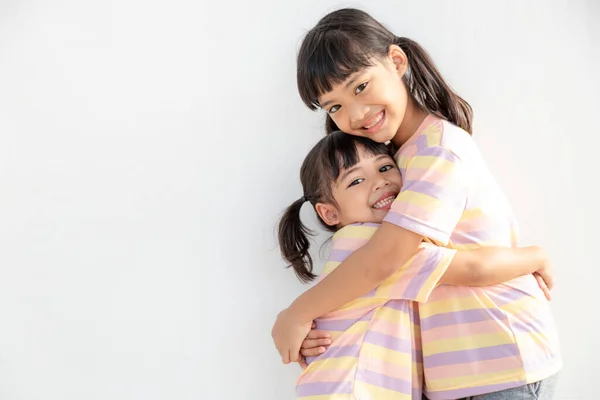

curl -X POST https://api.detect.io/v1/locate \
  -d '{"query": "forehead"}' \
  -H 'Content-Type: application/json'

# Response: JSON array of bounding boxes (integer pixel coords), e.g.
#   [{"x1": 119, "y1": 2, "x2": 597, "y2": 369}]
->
[{"x1": 317, "y1": 66, "x2": 378, "y2": 104}]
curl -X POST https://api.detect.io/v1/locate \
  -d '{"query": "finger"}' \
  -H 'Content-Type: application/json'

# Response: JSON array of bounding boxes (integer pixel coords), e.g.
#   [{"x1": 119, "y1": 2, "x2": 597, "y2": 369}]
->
[
  {"x1": 300, "y1": 346, "x2": 326, "y2": 358},
  {"x1": 534, "y1": 274, "x2": 552, "y2": 301},
  {"x1": 301, "y1": 338, "x2": 332, "y2": 349},
  {"x1": 290, "y1": 345, "x2": 301, "y2": 366},
  {"x1": 282, "y1": 349, "x2": 291, "y2": 364},
  {"x1": 311, "y1": 321, "x2": 316, "y2": 328},
  {"x1": 298, "y1": 360, "x2": 308, "y2": 370},
  {"x1": 306, "y1": 330, "x2": 331, "y2": 339}
]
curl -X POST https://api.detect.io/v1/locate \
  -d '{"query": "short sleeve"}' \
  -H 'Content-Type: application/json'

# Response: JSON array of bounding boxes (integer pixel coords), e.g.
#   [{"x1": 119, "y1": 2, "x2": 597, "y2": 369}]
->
[
  {"x1": 384, "y1": 145, "x2": 468, "y2": 245},
  {"x1": 374, "y1": 243, "x2": 456, "y2": 303}
]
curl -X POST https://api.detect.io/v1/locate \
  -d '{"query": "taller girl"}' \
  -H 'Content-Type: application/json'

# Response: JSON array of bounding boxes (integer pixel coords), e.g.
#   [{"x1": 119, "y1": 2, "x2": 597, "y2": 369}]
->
[{"x1": 272, "y1": 8, "x2": 561, "y2": 400}]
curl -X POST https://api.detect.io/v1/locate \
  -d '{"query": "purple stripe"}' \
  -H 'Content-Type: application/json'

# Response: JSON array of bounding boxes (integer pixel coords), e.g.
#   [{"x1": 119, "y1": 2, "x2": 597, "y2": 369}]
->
[
  {"x1": 328, "y1": 249, "x2": 352, "y2": 262},
  {"x1": 511, "y1": 315, "x2": 550, "y2": 336},
  {"x1": 416, "y1": 144, "x2": 459, "y2": 162},
  {"x1": 424, "y1": 343, "x2": 520, "y2": 367},
  {"x1": 415, "y1": 135, "x2": 431, "y2": 152},
  {"x1": 316, "y1": 310, "x2": 374, "y2": 331},
  {"x1": 402, "y1": 248, "x2": 445, "y2": 300},
  {"x1": 493, "y1": 286, "x2": 532, "y2": 306},
  {"x1": 363, "y1": 330, "x2": 411, "y2": 353},
  {"x1": 420, "y1": 308, "x2": 507, "y2": 330},
  {"x1": 296, "y1": 381, "x2": 353, "y2": 397},
  {"x1": 401, "y1": 180, "x2": 465, "y2": 208},
  {"x1": 356, "y1": 368, "x2": 412, "y2": 394},
  {"x1": 321, "y1": 344, "x2": 362, "y2": 360},
  {"x1": 425, "y1": 380, "x2": 526, "y2": 400},
  {"x1": 381, "y1": 300, "x2": 410, "y2": 313}
]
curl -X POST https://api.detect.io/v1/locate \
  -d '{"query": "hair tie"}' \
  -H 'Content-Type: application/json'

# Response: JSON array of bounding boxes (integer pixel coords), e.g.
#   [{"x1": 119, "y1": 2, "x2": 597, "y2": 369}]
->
[{"x1": 301, "y1": 195, "x2": 308, "y2": 203}]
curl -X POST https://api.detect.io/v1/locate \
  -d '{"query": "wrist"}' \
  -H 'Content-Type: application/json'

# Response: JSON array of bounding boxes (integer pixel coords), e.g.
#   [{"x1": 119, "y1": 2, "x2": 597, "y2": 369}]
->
[{"x1": 287, "y1": 301, "x2": 312, "y2": 324}]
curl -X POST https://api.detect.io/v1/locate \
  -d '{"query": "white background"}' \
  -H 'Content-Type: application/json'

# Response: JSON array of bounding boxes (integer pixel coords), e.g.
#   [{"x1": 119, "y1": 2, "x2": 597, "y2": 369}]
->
[{"x1": 0, "y1": 0, "x2": 598, "y2": 399}]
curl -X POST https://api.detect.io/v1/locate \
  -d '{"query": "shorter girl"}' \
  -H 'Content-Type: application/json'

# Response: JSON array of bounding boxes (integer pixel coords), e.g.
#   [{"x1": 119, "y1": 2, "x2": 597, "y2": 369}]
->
[{"x1": 278, "y1": 131, "x2": 550, "y2": 399}]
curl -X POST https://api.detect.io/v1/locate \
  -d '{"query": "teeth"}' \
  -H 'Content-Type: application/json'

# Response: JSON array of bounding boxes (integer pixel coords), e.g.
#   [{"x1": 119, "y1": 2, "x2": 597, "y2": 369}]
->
[
  {"x1": 373, "y1": 195, "x2": 396, "y2": 209},
  {"x1": 364, "y1": 112, "x2": 383, "y2": 129}
]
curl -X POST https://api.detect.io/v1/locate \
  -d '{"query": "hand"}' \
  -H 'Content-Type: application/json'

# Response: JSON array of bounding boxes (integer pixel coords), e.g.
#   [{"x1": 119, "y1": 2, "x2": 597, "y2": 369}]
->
[
  {"x1": 300, "y1": 322, "x2": 331, "y2": 358},
  {"x1": 271, "y1": 308, "x2": 312, "y2": 364},
  {"x1": 534, "y1": 257, "x2": 554, "y2": 301}
]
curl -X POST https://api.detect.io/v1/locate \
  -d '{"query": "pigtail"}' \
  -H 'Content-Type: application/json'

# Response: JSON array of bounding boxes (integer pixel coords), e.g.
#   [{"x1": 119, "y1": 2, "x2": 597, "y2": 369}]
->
[
  {"x1": 278, "y1": 197, "x2": 317, "y2": 283},
  {"x1": 395, "y1": 37, "x2": 473, "y2": 134}
]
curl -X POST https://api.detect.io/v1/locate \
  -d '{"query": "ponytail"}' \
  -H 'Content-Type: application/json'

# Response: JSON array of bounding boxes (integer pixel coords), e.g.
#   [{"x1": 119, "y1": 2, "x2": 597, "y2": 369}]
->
[
  {"x1": 278, "y1": 197, "x2": 317, "y2": 283},
  {"x1": 395, "y1": 37, "x2": 473, "y2": 134}
]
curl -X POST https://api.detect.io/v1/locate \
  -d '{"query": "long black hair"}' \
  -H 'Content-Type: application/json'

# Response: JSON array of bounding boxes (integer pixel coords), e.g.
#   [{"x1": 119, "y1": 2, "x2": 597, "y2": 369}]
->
[{"x1": 297, "y1": 8, "x2": 473, "y2": 135}]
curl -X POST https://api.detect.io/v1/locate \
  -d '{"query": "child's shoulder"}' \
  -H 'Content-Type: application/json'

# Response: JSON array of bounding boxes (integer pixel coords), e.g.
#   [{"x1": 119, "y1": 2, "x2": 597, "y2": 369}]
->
[
  {"x1": 399, "y1": 115, "x2": 476, "y2": 160},
  {"x1": 332, "y1": 222, "x2": 380, "y2": 241}
]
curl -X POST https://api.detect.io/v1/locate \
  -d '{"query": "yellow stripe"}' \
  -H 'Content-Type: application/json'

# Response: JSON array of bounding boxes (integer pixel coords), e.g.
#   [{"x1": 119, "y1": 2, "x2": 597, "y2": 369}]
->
[
  {"x1": 305, "y1": 355, "x2": 358, "y2": 372},
  {"x1": 360, "y1": 342, "x2": 412, "y2": 366},
  {"x1": 427, "y1": 368, "x2": 524, "y2": 390},
  {"x1": 355, "y1": 381, "x2": 412, "y2": 399},
  {"x1": 422, "y1": 124, "x2": 443, "y2": 146},
  {"x1": 419, "y1": 294, "x2": 502, "y2": 318},
  {"x1": 372, "y1": 306, "x2": 412, "y2": 324},
  {"x1": 424, "y1": 332, "x2": 516, "y2": 355},
  {"x1": 409, "y1": 155, "x2": 456, "y2": 171},
  {"x1": 395, "y1": 190, "x2": 442, "y2": 211},
  {"x1": 461, "y1": 208, "x2": 485, "y2": 220},
  {"x1": 500, "y1": 296, "x2": 539, "y2": 314},
  {"x1": 322, "y1": 261, "x2": 340, "y2": 275}
]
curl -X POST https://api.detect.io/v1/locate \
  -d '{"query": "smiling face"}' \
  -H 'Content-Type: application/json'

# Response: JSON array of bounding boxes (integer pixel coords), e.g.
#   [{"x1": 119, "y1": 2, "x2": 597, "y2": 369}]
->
[
  {"x1": 315, "y1": 145, "x2": 402, "y2": 228},
  {"x1": 317, "y1": 49, "x2": 412, "y2": 145}
]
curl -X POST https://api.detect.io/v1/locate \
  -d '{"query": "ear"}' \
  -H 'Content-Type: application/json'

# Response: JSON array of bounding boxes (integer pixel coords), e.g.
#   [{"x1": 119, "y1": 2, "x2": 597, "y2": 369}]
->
[
  {"x1": 315, "y1": 203, "x2": 341, "y2": 227},
  {"x1": 387, "y1": 44, "x2": 409, "y2": 77}
]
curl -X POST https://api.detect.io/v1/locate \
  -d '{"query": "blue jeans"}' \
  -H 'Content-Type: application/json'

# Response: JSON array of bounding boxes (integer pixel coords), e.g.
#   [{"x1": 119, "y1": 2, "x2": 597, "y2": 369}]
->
[{"x1": 456, "y1": 374, "x2": 558, "y2": 400}]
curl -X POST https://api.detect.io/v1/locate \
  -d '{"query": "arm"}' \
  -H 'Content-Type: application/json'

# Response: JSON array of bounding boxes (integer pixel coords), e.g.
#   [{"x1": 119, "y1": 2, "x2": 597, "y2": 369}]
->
[
  {"x1": 288, "y1": 223, "x2": 422, "y2": 323},
  {"x1": 272, "y1": 145, "x2": 467, "y2": 363},
  {"x1": 442, "y1": 246, "x2": 550, "y2": 286}
]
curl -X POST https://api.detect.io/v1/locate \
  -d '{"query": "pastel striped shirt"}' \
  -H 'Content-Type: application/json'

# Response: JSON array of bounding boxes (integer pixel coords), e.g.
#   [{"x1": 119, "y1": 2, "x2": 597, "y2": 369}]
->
[
  {"x1": 384, "y1": 115, "x2": 562, "y2": 399},
  {"x1": 297, "y1": 223, "x2": 456, "y2": 400}
]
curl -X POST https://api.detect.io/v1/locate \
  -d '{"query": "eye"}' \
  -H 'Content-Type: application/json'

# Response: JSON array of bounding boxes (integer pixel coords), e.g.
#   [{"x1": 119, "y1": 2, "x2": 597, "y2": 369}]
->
[
  {"x1": 380, "y1": 164, "x2": 394, "y2": 172},
  {"x1": 329, "y1": 105, "x2": 341, "y2": 114},
  {"x1": 348, "y1": 178, "x2": 364, "y2": 188},
  {"x1": 355, "y1": 82, "x2": 368, "y2": 95}
]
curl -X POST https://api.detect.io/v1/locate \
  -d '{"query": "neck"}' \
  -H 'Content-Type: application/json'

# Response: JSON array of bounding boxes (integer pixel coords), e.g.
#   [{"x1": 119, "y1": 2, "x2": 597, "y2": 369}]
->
[{"x1": 391, "y1": 94, "x2": 428, "y2": 148}]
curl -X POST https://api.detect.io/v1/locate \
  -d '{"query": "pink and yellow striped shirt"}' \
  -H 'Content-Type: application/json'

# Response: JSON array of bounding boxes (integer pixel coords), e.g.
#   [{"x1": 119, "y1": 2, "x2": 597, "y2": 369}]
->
[
  {"x1": 384, "y1": 115, "x2": 561, "y2": 399},
  {"x1": 297, "y1": 223, "x2": 456, "y2": 399}
]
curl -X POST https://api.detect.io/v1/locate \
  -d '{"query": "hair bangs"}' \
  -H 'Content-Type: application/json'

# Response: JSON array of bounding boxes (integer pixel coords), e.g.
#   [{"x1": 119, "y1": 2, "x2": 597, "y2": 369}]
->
[
  {"x1": 322, "y1": 132, "x2": 392, "y2": 183},
  {"x1": 297, "y1": 30, "x2": 376, "y2": 110}
]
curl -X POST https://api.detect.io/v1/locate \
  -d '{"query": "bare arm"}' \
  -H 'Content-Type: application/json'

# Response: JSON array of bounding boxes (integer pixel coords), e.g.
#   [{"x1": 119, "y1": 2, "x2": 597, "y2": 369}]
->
[
  {"x1": 441, "y1": 246, "x2": 550, "y2": 286},
  {"x1": 272, "y1": 223, "x2": 422, "y2": 363},
  {"x1": 288, "y1": 222, "x2": 422, "y2": 322}
]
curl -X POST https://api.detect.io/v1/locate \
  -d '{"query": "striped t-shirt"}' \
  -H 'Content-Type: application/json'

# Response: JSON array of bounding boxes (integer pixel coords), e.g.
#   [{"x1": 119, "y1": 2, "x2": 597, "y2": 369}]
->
[
  {"x1": 384, "y1": 115, "x2": 562, "y2": 399},
  {"x1": 297, "y1": 223, "x2": 456, "y2": 400}
]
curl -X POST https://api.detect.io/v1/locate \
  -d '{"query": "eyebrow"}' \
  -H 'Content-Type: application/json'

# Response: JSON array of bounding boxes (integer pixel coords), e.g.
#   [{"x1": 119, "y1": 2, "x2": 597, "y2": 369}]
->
[
  {"x1": 339, "y1": 154, "x2": 391, "y2": 182},
  {"x1": 319, "y1": 73, "x2": 365, "y2": 109}
]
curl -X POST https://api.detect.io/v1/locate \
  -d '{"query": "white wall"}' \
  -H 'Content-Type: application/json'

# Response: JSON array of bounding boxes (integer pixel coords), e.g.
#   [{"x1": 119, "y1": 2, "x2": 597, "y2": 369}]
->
[{"x1": 0, "y1": 0, "x2": 597, "y2": 399}]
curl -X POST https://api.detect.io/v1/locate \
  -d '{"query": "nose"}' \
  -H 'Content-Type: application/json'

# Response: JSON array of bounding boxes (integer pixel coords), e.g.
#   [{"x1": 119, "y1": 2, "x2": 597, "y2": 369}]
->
[
  {"x1": 349, "y1": 103, "x2": 369, "y2": 129},
  {"x1": 373, "y1": 174, "x2": 391, "y2": 192}
]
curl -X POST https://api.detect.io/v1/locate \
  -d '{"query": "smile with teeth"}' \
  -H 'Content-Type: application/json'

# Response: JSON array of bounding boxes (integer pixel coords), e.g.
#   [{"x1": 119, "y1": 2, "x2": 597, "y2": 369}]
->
[
  {"x1": 373, "y1": 195, "x2": 396, "y2": 209},
  {"x1": 363, "y1": 112, "x2": 384, "y2": 129}
]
